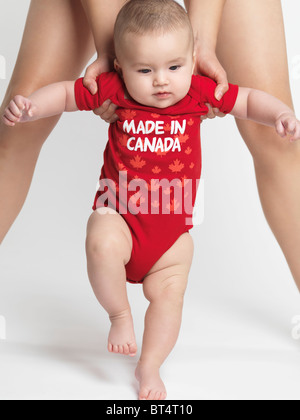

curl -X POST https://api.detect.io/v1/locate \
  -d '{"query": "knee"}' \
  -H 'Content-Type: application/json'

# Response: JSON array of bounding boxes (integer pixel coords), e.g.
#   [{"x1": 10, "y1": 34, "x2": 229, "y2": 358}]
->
[
  {"x1": 86, "y1": 232, "x2": 121, "y2": 261},
  {"x1": 144, "y1": 275, "x2": 188, "y2": 306},
  {"x1": 163, "y1": 279, "x2": 187, "y2": 307},
  {"x1": 237, "y1": 121, "x2": 300, "y2": 167}
]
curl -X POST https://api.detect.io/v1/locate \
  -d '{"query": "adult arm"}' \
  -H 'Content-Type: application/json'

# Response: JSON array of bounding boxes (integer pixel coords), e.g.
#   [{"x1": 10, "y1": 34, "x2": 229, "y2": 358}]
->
[
  {"x1": 184, "y1": 0, "x2": 228, "y2": 108},
  {"x1": 81, "y1": 0, "x2": 126, "y2": 93},
  {"x1": 80, "y1": 0, "x2": 126, "y2": 123}
]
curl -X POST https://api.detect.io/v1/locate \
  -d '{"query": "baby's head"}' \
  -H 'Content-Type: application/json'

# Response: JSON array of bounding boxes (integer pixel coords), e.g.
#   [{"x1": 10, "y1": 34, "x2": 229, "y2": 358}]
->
[{"x1": 114, "y1": 0, "x2": 195, "y2": 109}]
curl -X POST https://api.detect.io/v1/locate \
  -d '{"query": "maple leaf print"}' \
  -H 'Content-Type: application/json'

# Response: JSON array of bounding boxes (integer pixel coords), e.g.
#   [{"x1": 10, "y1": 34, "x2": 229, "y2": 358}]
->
[
  {"x1": 121, "y1": 109, "x2": 137, "y2": 120},
  {"x1": 163, "y1": 187, "x2": 172, "y2": 195},
  {"x1": 151, "y1": 200, "x2": 160, "y2": 209},
  {"x1": 170, "y1": 115, "x2": 180, "y2": 120},
  {"x1": 151, "y1": 113, "x2": 160, "y2": 119},
  {"x1": 169, "y1": 159, "x2": 185, "y2": 173},
  {"x1": 188, "y1": 118, "x2": 194, "y2": 126},
  {"x1": 148, "y1": 179, "x2": 160, "y2": 192},
  {"x1": 176, "y1": 176, "x2": 190, "y2": 188},
  {"x1": 152, "y1": 166, "x2": 162, "y2": 174},
  {"x1": 189, "y1": 163, "x2": 195, "y2": 169},
  {"x1": 178, "y1": 133, "x2": 189, "y2": 144},
  {"x1": 118, "y1": 162, "x2": 128, "y2": 172},
  {"x1": 166, "y1": 199, "x2": 180, "y2": 213},
  {"x1": 156, "y1": 150, "x2": 167, "y2": 157},
  {"x1": 185, "y1": 147, "x2": 192, "y2": 155},
  {"x1": 164, "y1": 123, "x2": 171, "y2": 132},
  {"x1": 130, "y1": 155, "x2": 146, "y2": 169},
  {"x1": 119, "y1": 134, "x2": 128, "y2": 147}
]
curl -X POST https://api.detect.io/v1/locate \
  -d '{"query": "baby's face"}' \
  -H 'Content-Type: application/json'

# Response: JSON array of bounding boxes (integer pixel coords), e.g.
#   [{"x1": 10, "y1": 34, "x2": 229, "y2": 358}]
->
[{"x1": 115, "y1": 28, "x2": 195, "y2": 108}]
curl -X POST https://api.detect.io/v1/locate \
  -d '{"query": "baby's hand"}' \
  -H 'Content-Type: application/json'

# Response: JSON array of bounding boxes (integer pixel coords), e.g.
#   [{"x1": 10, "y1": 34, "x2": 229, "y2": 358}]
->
[
  {"x1": 2, "y1": 95, "x2": 37, "y2": 127},
  {"x1": 275, "y1": 112, "x2": 300, "y2": 143}
]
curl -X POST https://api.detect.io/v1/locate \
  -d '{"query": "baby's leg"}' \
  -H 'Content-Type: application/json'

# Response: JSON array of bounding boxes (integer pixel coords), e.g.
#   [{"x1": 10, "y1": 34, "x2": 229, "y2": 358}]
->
[
  {"x1": 86, "y1": 209, "x2": 137, "y2": 356},
  {"x1": 136, "y1": 232, "x2": 194, "y2": 400}
]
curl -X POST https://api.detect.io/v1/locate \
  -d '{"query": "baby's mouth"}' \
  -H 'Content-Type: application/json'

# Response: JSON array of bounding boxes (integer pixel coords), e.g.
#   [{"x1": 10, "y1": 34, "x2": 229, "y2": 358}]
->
[{"x1": 154, "y1": 92, "x2": 172, "y2": 99}]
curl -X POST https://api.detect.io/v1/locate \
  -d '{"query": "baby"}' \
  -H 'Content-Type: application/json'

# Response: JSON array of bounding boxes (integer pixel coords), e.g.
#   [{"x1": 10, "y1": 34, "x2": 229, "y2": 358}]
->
[{"x1": 3, "y1": 0, "x2": 300, "y2": 401}]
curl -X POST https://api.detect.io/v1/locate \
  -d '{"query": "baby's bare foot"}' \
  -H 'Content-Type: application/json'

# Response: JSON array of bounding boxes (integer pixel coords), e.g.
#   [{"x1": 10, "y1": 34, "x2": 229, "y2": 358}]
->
[
  {"x1": 108, "y1": 310, "x2": 137, "y2": 357},
  {"x1": 135, "y1": 362, "x2": 167, "y2": 400}
]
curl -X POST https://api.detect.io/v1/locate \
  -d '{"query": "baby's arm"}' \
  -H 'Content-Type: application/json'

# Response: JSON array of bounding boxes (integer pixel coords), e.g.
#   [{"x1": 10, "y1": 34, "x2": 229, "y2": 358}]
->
[
  {"x1": 2, "y1": 81, "x2": 78, "y2": 126},
  {"x1": 230, "y1": 87, "x2": 300, "y2": 142}
]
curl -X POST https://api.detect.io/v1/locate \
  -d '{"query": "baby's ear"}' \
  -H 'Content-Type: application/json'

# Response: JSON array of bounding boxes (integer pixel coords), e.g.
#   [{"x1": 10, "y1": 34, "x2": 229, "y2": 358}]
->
[{"x1": 114, "y1": 59, "x2": 123, "y2": 77}]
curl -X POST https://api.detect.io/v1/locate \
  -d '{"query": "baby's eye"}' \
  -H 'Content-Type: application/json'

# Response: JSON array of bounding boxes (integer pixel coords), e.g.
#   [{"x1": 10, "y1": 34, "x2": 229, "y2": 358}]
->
[
  {"x1": 169, "y1": 65, "x2": 181, "y2": 71},
  {"x1": 138, "y1": 69, "x2": 151, "y2": 74}
]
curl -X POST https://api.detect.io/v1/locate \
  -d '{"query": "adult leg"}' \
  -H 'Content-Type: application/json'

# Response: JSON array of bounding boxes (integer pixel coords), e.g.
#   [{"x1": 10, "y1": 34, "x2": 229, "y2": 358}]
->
[
  {"x1": 86, "y1": 209, "x2": 137, "y2": 356},
  {"x1": 216, "y1": 0, "x2": 300, "y2": 290},
  {"x1": 136, "y1": 232, "x2": 194, "y2": 400},
  {"x1": 0, "y1": 0, "x2": 95, "y2": 243}
]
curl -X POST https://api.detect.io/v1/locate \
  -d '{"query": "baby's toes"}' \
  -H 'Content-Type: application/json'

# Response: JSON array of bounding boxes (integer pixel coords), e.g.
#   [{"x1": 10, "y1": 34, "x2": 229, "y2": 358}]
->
[
  {"x1": 139, "y1": 387, "x2": 150, "y2": 401},
  {"x1": 123, "y1": 344, "x2": 130, "y2": 355},
  {"x1": 128, "y1": 342, "x2": 137, "y2": 356},
  {"x1": 160, "y1": 392, "x2": 167, "y2": 400},
  {"x1": 112, "y1": 344, "x2": 120, "y2": 353},
  {"x1": 157, "y1": 391, "x2": 167, "y2": 400}
]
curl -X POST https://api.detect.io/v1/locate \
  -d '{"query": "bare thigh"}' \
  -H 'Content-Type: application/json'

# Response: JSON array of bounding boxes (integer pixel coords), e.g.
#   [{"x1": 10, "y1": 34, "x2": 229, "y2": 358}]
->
[
  {"x1": 0, "y1": 1, "x2": 97, "y2": 242},
  {"x1": 86, "y1": 209, "x2": 133, "y2": 266},
  {"x1": 2, "y1": 0, "x2": 95, "y2": 102},
  {"x1": 143, "y1": 233, "x2": 194, "y2": 298},
  {"x1": 216, "y1": 0, "x2": 298, "y2": 162},
  {"x1": 0, "y1": 0, "x2": 96, "y2": 148}
]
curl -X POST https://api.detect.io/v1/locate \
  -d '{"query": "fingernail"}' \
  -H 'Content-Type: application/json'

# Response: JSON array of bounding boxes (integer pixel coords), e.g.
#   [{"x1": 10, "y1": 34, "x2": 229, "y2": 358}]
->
[{"x1": 216, "y1": 91, "x2": 222, "y2": 101}]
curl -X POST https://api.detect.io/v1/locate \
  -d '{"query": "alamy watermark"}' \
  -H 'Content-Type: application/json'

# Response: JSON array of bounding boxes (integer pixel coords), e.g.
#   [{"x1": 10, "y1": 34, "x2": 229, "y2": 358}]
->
[
  {"x1": 291, "y1": 315, "x2": 300, "y2": 341},
  {"x1": 95, "y1": 171, "x2": 205, "y2": 226},
  {"x1": 291, "y1": 55, "x2": 300, "y2": 81},
  {"x1": 0, "y1": 315, "x2": 6, "y2": 340},
  {"x1": 0, "y1": 55, "x2": 6, "y2": 80}
]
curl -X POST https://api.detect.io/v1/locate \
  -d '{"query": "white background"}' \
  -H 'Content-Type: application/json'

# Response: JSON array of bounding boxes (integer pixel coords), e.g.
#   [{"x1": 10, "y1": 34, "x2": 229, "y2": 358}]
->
[{"x1": 1, "y1": 0, "x2": 300, "y2": 400}]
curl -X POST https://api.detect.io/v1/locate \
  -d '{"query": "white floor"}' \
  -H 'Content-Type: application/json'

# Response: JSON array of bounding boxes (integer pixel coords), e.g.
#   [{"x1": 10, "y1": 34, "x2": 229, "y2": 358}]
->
[
  {"x1": 1, "y1": 299, "x2": 300, "y2": 401},
  {"x1": 1, "y1": 245, "x2": 300, "y2": 401}
]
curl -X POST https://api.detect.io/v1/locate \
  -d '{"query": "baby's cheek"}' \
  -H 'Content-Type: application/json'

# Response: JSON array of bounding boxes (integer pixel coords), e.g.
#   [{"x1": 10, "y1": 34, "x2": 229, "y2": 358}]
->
[{"x1": 133, "y1": 84, "x2": 151, "y2": 103}]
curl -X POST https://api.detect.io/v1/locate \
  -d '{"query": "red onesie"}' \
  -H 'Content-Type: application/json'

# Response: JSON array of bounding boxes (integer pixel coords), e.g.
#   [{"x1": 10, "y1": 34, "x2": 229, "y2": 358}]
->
[{"x1": 75, "y1": 72, "x2": 239, "y2": 284}]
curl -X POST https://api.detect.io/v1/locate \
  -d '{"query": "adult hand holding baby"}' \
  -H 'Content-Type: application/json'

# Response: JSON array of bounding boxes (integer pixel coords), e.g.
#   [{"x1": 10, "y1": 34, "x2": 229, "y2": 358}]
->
[
  {"x1": 194, "y1": 46, "x2": 229, "y2": 121},
  {"x1": 83, "y1": 55, "x2": 119, "y2": 124}
]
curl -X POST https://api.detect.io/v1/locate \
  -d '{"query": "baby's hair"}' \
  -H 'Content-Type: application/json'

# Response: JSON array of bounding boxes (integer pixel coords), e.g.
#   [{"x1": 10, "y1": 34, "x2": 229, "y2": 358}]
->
[{"x1": 114, "y1": 0, "x2": 193, "y2": 55}]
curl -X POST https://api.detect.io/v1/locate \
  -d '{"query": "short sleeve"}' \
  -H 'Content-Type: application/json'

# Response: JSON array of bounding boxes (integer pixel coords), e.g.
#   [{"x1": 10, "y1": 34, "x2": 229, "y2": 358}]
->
[
  {"x1": 191, "y1": 75, "x2": 239, "y2": 114},
  {"x1": 74, "y1": 71, "x2": 124, "y2": 111},
  {"x1": 74, "y1": 77, "x2": 102, "y2": 111}
]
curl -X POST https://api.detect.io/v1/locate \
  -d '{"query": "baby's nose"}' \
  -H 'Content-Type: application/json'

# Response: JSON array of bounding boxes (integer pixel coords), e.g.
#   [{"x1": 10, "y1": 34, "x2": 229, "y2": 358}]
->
[{"x1": 153, "y1": 72, "x2": 169, "y2": 87}]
